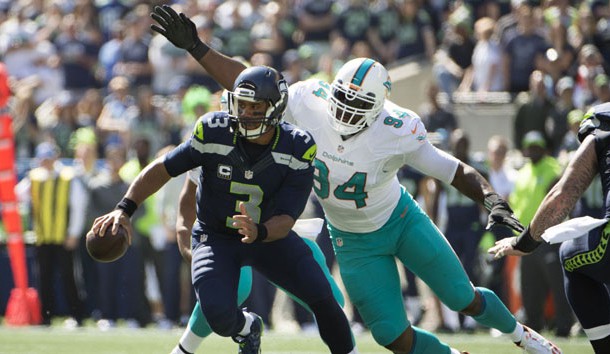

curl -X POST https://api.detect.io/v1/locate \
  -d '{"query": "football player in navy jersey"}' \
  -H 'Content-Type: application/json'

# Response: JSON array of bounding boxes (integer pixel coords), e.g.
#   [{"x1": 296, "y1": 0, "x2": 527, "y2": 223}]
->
[
  {"x1": 91, "y1": 66, "x2": 357, "y2": 354},
  {"x1": 490, "y1": 102, "x2": 610, "y2": 353}
]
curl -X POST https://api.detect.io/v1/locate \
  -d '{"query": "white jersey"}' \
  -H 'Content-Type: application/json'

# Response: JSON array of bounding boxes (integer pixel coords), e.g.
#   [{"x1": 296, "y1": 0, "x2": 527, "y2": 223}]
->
[{"x1": 286, "y1": 79, "x2": 460, "y2": 233}]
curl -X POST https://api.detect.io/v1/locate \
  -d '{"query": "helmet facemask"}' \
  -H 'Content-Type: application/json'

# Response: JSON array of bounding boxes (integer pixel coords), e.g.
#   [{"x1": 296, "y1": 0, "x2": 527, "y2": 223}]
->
[{"x1": 328, "y1": 81, "x2": 383, "y2": 135}]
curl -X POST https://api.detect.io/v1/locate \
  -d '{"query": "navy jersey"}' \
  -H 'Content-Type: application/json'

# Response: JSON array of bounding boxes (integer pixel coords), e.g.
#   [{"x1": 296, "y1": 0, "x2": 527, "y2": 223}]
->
[{"x1": 163, "y1": 112, "x2": 317, "y2": 237}]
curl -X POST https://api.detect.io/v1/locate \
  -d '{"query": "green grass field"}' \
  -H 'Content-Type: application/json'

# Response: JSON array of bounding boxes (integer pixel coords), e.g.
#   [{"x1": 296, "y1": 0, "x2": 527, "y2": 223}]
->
[{"x1": 0, "y1": 324, "x2": 593, "y2": 354}]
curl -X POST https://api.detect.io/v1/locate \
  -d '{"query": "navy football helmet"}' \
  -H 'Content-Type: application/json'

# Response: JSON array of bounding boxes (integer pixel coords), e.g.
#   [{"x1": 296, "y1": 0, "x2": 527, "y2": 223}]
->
[{"x1": 228, "y1": 66, "x2": 288, "y2": 139}]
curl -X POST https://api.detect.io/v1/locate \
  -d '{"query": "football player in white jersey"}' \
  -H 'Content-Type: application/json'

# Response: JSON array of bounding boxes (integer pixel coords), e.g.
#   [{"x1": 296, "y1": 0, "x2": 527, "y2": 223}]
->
[{"x1": 151, "y1": 5, "x2": 562, "y2": 354}]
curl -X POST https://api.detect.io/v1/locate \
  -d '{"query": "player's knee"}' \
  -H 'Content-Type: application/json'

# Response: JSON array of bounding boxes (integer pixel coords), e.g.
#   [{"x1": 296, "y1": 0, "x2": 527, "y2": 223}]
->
[
  {"x1": 382, "y1": 326, "x2": 414, "y2": 353},
  {"x1": 458, "y1": 288, "x2": 482, "y2": 316},
  {"x1": 201, "y1": 303, "x2": 238, "y2": 336}
]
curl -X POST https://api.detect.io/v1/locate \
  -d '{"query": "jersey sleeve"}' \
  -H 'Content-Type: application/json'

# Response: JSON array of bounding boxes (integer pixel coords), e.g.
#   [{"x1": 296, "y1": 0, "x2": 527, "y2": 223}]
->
[{"x1": 163, "y1": 113, "x2": 215, "y2": 176}]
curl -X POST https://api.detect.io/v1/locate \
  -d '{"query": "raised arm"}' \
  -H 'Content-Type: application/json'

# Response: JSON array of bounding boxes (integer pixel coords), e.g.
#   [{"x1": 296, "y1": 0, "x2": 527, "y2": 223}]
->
[{"x1": 150, "y1": 5, "x2": 246, "y2": 90}]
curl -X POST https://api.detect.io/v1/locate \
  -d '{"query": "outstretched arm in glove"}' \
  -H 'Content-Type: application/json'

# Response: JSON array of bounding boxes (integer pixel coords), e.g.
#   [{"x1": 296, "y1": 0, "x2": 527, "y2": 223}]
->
[{"x1": 150, "y1": 4, "x2": 245, "y2": 90}]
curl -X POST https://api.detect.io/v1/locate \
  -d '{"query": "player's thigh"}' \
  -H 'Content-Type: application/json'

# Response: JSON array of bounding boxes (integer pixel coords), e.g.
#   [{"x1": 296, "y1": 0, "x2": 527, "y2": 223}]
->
[
  {"x1": 254, "y1": 233, "x2": 333, "y2": 304},
  {"x1": 332, "y1": 231, "x2": 407, "y2": 345},
  {"x1": 191, "y1": 236, "x2": 242, "y2": 307},
  {"x1": 397, "y1": 210, "x2": 474, "y2": 310}
]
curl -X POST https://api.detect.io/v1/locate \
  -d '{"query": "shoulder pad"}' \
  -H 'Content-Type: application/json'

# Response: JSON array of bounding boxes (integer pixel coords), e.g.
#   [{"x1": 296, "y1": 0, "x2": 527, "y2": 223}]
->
[
  {"x1": 282, "y1": 123, "x2": 317, "y2": 162},
  {"x1": 192, "y1": 112, "x2": 230, "y2": 143},
  {"x1": 578, "y1": 103, "x2": 610, "y2": 142}
]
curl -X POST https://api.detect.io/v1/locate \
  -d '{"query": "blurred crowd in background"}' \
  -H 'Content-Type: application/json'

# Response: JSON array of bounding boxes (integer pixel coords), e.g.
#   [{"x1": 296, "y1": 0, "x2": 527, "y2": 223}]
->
[{"x1": 0, "y1": 0, "x2": 607, "y2": 339}]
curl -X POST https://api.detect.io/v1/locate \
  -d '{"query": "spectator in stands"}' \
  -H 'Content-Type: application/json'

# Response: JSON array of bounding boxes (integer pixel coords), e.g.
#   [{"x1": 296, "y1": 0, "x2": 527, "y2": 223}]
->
[
  {"x1": 548, "y1": 76, "x2": 576, "y2": 156},
  {"x1": 469, "y1": 17, "x2": 504, "y2": 92},
  {"x1": 333, "y1": 0, "x2": 372, "y2": 51},
  {"x1": 483, "y1": 135, "x2": 518, "y2": 306},
  {"x1": 573, "y1": 44, "x2": 607, "y2": 109},
  {"x1": 16, "y1": 141, "x2": 87, "y2": 328},
  {"x1": 591, "y1": 72, "x2": 610, "y2": 106},
  {"x1": 545, "y1": 23, "x2": 576, "y2": 82},
  {"x1": 281, "y1": 49, "x2": 310, "y2": 85},
  {"x1": 54, "y1": 13, "x2": 100, "y2": 98},
  {"x1": 566, "y1": 4, "x2": 595, "y2": 54},
  {"x1": 214, "y1": 2, "x2": 255, "y2": 60},
  {"x1": 503, "y1": 4, "x2": 550, "y2": 93},
  {"x1": 114, "y1": 5, "x2": 153, "y2": 88},
  {"x1": 433, "y1": 4, "x2": 476, "y2": 99},
  {"x1": 96, "y1": 75, "x2": 137, "y2": 148},
  {"x1": 294, "y1": 0, "x2": 336, "y2": 61},
  {"x1": 367, "y1": 0, "x2": 402, "y2": 65},
  {"x1": 250, "y1": 2, "x2": 293, "y2": 69},
  {"x1": 513, "y1": 70, "x2": 554, "y2": 150},
  {"x1": 510, "y1": 131, "x2": 575, "y2": 337},
  {"x1": 97, "y1": 20, "x2": 125, "y2": 87},
  {"x1": 395, "y1": 0, "x2": 436, "y2": 61},
  {"x1": 557, "y1": 109, "x2": 584, "y2": 164},
  {"x1": 419, "y1": 81, "x2": 458, "y2": 134}
]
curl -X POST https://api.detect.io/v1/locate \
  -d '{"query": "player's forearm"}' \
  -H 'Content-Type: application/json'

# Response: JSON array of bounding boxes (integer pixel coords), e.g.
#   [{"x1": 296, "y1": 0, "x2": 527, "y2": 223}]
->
[
  {"x1": 529, "y1": 138, "x2": 598, "y2": 240},
  {"x1": 176, "y1": 180, "x2": 197, "y2": 263},
  {"x1": 450, "y1": 162, "x2": 493, "y2": 204},
  {"x1": 194, "y1": 49, "x2": 246, "y2": 91},
  {"x1": 124, "y1": 158, "x2": 172, "y2": 206},
  {"x1": 262, "y1": 214, "x2": 296, "y2": 242}
]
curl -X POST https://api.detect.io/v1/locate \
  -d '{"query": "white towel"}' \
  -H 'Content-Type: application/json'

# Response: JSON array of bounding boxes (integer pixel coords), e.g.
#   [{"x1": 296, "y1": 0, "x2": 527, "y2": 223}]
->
[
  {"x1": 293, "y1": 218, "x2": 325, "y2": 240},
  {"x1": 541, "y1": 216, "x2": 608, "y2": 244}
]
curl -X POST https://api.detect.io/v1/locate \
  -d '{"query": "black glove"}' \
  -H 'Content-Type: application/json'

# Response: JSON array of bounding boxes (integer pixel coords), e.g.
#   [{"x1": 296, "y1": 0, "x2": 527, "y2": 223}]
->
[
  {"x1": 484, "y1": 192, "x2": 525, "y2": 233},
  {"x1": 150, "y1": 5, "x2": 209, "y2": 60}
]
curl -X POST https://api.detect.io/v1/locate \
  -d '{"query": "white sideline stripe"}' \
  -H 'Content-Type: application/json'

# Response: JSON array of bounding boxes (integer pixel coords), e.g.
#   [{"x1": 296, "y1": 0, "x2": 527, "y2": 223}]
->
[{"x1": 584, "y1": 323, "x2": 610, "y2": 340}]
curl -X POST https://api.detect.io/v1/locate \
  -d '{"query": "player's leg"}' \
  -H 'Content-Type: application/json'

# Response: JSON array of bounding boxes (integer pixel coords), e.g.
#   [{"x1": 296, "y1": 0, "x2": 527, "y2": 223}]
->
[
  {"x1": 170, "y1": 266, "x2": 253, "y2": 354},
  {"x1": 560, "y1": 227, "x2": 610, "y2": 353},
  {"x1": 190, "y1": 232, "x2": 262, "y2": 354},
  {"x1": 400, "y1": 199, "x2": 560, "y2": 353},
  {"x1": 253, "y1": 233, "x2": 356, "y2": 354},
  {"x1": 328, "y1": 191, "x2": 461, "y2": 353}
]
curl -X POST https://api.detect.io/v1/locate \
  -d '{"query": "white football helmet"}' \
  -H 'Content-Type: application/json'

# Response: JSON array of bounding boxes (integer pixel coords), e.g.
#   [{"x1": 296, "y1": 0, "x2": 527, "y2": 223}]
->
[{"x1": 328, "y1": 58, "x2": 391, "y2": 135}]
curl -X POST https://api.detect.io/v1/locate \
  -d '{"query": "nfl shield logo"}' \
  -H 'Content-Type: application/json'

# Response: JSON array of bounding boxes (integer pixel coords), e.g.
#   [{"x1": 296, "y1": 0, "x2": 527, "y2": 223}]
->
[
  {"x1": 245, "y1": 170, "x2": 254, "y2": 179},
  {"x1": 337, "y1": 145, "x2": 344, "y2": 153},
  {"x1": 336, "y1": 238, "x2": 343, "y2": 247}
]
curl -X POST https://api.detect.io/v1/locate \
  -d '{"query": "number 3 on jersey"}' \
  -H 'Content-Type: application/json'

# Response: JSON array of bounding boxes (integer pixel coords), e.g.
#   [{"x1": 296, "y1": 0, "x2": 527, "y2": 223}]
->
[{"x1": 313, "y1": 159, "x2": 368, "y2": 208}]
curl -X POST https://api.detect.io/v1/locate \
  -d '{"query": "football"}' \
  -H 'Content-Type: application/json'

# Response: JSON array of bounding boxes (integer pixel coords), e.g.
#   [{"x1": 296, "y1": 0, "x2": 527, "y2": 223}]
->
[{"x1": 86, "y1": 225, "x2": 129, "y2": 263}]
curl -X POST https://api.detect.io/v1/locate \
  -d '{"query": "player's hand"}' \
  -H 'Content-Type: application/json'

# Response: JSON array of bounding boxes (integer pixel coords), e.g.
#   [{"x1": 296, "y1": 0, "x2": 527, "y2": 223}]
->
[
  {"x1": 486, "y1": 199, "x2": 525, "y2": 233},
  {"x1": 233, "y1": 202, "x2": 259, "y2": 244},
  {"x1": 91, "y1": 209, "x2": 133, "y2": 245},
  {"x1": 488, "y1": 236, "x2": 529, "y2": 259},
  {"x1": 150, "y1": 5, "x2": 201, "y2": 51}
]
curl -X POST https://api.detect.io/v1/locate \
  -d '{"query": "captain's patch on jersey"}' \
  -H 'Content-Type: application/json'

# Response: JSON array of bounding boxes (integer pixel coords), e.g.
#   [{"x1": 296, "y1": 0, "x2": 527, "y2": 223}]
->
[{"x1": 217, "y1": 164, "x2": 232, "y2": 180}]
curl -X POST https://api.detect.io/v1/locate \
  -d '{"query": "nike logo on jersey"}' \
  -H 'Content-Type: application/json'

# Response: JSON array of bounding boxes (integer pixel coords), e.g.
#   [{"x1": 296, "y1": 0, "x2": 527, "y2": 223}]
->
[{"x1": 302, "y1": 144, "x2": 317, "y2": 162}]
